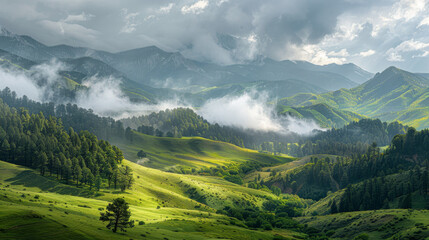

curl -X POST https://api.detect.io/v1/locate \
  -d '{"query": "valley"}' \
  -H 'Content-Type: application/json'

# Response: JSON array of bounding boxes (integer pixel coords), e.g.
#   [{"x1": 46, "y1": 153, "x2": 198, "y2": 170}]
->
[{"x1": 0, "y1": 4, "x2": 429, "y2": 239}]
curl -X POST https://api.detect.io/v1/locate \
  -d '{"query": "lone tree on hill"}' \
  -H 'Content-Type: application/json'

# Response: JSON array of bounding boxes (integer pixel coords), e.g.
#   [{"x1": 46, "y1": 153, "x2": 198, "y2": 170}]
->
[
  {"x1": 100, "y1": 198, "x2": 134, "y2": 233},
  {"x1": 137, "y1": 150, "x2": 146, "y2": 158}
]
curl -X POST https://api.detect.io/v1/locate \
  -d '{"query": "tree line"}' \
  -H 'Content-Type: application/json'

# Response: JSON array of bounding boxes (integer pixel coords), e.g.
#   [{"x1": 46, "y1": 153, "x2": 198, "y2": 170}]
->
[
  {"x1": 0, "y1": 87, "x2": 125, "y2": 141},
  {"x1": 265, "y1": 127, "x2": 429, "y2": 211},
  {"x1": 0, "y1": 97, "x2": 133, "y2": 191},
  {"x1": 121, "y1": 107, "x2": 302, "y2": 149},
  {"x1": 260, "y1": 119, "x2": 407, "y2": 157}
]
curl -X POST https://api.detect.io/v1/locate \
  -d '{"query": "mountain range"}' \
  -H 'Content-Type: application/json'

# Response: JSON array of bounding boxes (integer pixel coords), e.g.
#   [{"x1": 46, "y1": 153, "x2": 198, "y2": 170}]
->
[
  {"x1": 3, "y1": 26, "x2": 429, "y2": 129},
  {"x1": 0, "y1": 26, "x2": 372, "y2": 102}
]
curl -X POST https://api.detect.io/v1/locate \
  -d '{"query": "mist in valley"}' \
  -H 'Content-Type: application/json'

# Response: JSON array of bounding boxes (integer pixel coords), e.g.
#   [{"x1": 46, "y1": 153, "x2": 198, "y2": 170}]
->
[{"x1": 0, "y1": 60, "x2": 323, "y2": 138}]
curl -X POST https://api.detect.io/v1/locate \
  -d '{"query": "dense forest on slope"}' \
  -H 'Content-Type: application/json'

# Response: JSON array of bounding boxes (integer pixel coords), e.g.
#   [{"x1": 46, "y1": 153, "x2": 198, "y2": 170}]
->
[
  {"x1": 0, "y1": 98, "x2": 133, "y2": 190},
  {"x1": 121, "y1": 107, "x2": 302, "y2": 149},
  {"x1": 264, "y1": 127, "x2": 429, "y2": 205},
  {"x1": 0, "y1": 87, "x2": 125, "y2": 140},
  {"x1": 259, "y1": 118, "x2": 407, "y2": 157},
  {"x1": 338, "y1": 165, "x2": 428, "y2": 213},
  {"x1": 122, "y1": 108, "x2": 247, "y2": 147},
  {"x1": 311, "y1": 118, "x2": 407, "y2": 146}
]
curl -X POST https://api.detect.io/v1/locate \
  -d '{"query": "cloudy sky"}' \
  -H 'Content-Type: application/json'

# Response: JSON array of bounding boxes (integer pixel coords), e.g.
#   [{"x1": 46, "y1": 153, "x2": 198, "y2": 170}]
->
[{"x1": 0, "y1": 0, "x2": 428, "y2": 73}]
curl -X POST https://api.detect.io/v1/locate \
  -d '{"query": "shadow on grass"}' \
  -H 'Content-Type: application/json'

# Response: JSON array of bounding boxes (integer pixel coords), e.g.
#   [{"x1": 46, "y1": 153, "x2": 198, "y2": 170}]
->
[
  {"x1": 188, "y1": 139, "x2": 206, "y2": 156},
  {"x1": 5, "y1": 170, "x2": 99, "y2": 198},
  {"x1": 110, "y1": 190, "x2": 131, "y2": 195}
]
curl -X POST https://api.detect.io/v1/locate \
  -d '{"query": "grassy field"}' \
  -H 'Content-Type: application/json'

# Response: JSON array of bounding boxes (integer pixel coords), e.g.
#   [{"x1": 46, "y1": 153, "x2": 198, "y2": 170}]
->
[
  {"x1": 112, "y1": 132, "x2": 293, "y2": 172},
  {"x1": 297, "y1": 209, "x2": 429, "y2": 239},
  {"x1": 243, "y1": 155, "x2": 338, "y2": 183},
  {"x1": 0, "y1": 160, "x2": 304, "y2": 240}
]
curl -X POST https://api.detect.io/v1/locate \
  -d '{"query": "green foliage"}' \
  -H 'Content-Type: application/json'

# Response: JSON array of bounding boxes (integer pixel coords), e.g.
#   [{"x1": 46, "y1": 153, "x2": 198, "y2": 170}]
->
[
  {"x1": 224, "y1": 175, "x2": 243, "y2": 185},
  {"x1": 297, "y1": 209, "x2": 429, "y2": 239},
  {"x1": 121, "y1": 107, "x2": 302, "y2": 150},
  {"x1": 267, "y1": 127, "x2": 429, "y2": 203},
  {"x1": 353, "y1": 233, "x2": 369, "y2": 240},
  {"x1": 312, "y1": 118, "x2": 407, "y2": 146},
  {"x1": 137, "y1": 150, "x2": 146, "y2": 158},
  {"x1": 122, "y1": 108, "x2": 246, "y2": 147},
  {"x1": 0, "y1": 87, "x2": 126, "y2": 140},
  {"x1": 274, "y1": 119, "x2": 406, "y2": 157},
  {"x1": 0, "y1": 98, "x2": 128, "y2": 190},
  {"x1": 100, "y1": 198, "x2": 134, "y2": 233}
]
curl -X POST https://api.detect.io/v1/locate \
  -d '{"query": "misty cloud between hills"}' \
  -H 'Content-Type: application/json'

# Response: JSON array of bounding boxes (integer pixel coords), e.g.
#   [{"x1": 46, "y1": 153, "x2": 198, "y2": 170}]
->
[{"x1": 0, "y1": 61, "x2": 323, "y2": 135}]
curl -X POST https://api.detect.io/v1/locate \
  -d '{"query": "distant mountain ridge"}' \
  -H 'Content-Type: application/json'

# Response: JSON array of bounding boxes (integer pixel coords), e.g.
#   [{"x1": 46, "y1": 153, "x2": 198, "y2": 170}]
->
[
  {"x1": 0, "y1": 26, "x2": 372, "y2": 92},
  {"x1": 278, "y1": 66, "x2": 429, "y2": 129}
]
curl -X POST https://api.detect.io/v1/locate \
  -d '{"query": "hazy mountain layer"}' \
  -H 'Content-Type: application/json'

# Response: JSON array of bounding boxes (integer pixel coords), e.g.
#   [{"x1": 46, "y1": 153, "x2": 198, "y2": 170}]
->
[{"x1": 0, "y1": 27, "x2": 372, "y2": 93}]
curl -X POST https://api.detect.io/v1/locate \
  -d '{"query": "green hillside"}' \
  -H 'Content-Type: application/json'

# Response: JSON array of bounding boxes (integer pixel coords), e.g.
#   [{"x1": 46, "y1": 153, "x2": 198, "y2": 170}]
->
[
  {"x1": 186, "y1": 79, "x2": 325, "y2": 106},
  {"x1": 277, "y1": 67, "x2": 429, "y2": 129},
  {"x1": 297, "y1": 209, "x2": 429, "y2": 239},
  {"x1": 0, "y1": 160, "x2": 308, "y2": 240},
  {"x1": 112, "y1": 131, "x2": 293, "y2": 172},
  {"x1": 277, "y1": 103, "x2": 363, "y2": 128}
]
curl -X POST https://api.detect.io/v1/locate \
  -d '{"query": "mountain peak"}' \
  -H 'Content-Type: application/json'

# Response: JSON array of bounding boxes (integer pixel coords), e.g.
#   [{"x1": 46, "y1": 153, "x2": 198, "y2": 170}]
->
[
  {"x1": 383, "y1": 66, "x2": 400, "y2": 72},
  {"x1": 365, "y1": 66, "x2": 429, "y2": 90}
]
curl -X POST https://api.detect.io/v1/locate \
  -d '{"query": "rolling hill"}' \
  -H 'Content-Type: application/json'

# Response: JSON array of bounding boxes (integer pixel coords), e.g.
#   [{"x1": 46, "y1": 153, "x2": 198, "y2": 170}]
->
[
  {"x1": 277, "y1": 66, "x2": 429, "y2": 129},
  {"x1": 0, "y1": 160, "x2": 307, "y2": 240},
  {"x1": 111, "y1": 131, "x2": 293, "y2": 172},
  {"x1": 277, "y1": 103, "x2": 363, "y2": 128}
]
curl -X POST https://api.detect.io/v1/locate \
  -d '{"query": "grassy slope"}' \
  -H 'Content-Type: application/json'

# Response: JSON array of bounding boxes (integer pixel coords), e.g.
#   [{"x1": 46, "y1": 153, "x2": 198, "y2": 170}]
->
[
  {"x1": 112, "y1": 132, "x2": 293, "y2": 172},
  {"x1": 297, "y1": 209, "x2": 429, "y2": 239},
  {"x1": 0, "y1": 160, "x2": 304, "y2": 240},
  {"x1": 277, "y1": 103, "x2": 363, "y2": 128},
  {"x1": 244, "y1": 155, "x2": 338, "y2": 184},
  {"x1": 277, "y1": 67, "x2": 429, "y2": 129}
]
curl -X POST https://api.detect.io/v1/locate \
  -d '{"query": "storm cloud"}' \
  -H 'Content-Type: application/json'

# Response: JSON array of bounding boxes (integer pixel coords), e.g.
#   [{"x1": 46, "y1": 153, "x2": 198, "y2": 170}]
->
[{"x1": 0, "y1": 0, "x2": 428, "y2": 72}]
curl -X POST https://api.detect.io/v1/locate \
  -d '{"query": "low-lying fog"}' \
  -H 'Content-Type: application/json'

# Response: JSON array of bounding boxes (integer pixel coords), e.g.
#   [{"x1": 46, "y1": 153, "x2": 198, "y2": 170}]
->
[{"x1": 0, "y1": 60, "x2": 323, "y2": 135}]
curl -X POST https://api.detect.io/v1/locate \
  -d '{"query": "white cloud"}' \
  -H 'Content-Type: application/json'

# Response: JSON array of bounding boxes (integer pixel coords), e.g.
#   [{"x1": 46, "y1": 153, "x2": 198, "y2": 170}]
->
[
  {"x1": 289, "y1": 44, "x2": 347, "y2": 65},
  {"x1": 2, "y1": 0, "x2": 429, "y2": 72},
  {"x1": 0, "y1": 60, "x2": 184, "y2": 119},
  {"x1": 158, "y1": 3, "x2": 174, "y2": 14},
  {"x1": 39, "y1": 20, "x2": 99, "y2": 43},
  {"x1": 181, "y1": 0, "x2": 209, "y2": 15},
  {"x1": 0, "y1": 67, "x2": 41, "y2": 101},
  {"x1": 328, "y1": 48, "x2": 349, "y2": 57},
  {"x1": 0, "y1": 59, "x2": 68, "y2": 101},
  {"x1": 198, "y1": 93, "x2": 282, "y2": 132},
  {"x1": 391, "y1": 0, "x2": 426, "y2": 21},
  {"x1": 386, "y1": 39, "x2": 429, "y2": 61},
  {"x1": 120, "y1": 8, "x2": 140, "y2": 33},
  {"x1": 397, "y1": 39, "x2": 429, "y2": 51},
  {"x1": 359, "y1": 49, "x2": 376, "y2": 57},
  {"x1": 418, "y1": 16, "x2": 429, "y2": 27},
  {"x1": 371, "y1": 0, "x2": 427, "y2": 37},
  {"x1": 387, "y1": 51, "x2": 404, "y2": 62},
  {"x1": 63, "y1": 12, "x2": 94, "y2": 23},
  {"x1": 198, "y1": 92, "x2": 323, "y2": 134}
]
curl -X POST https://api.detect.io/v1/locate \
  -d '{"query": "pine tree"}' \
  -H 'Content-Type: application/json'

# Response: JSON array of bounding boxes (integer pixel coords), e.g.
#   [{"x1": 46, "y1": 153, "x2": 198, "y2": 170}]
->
[
  {"x1": 100, "y1": 198, "x2": 134, "y2": 233},
  {"x1": 95, "y1": 174, "x2": 102, "y2": 191}
]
